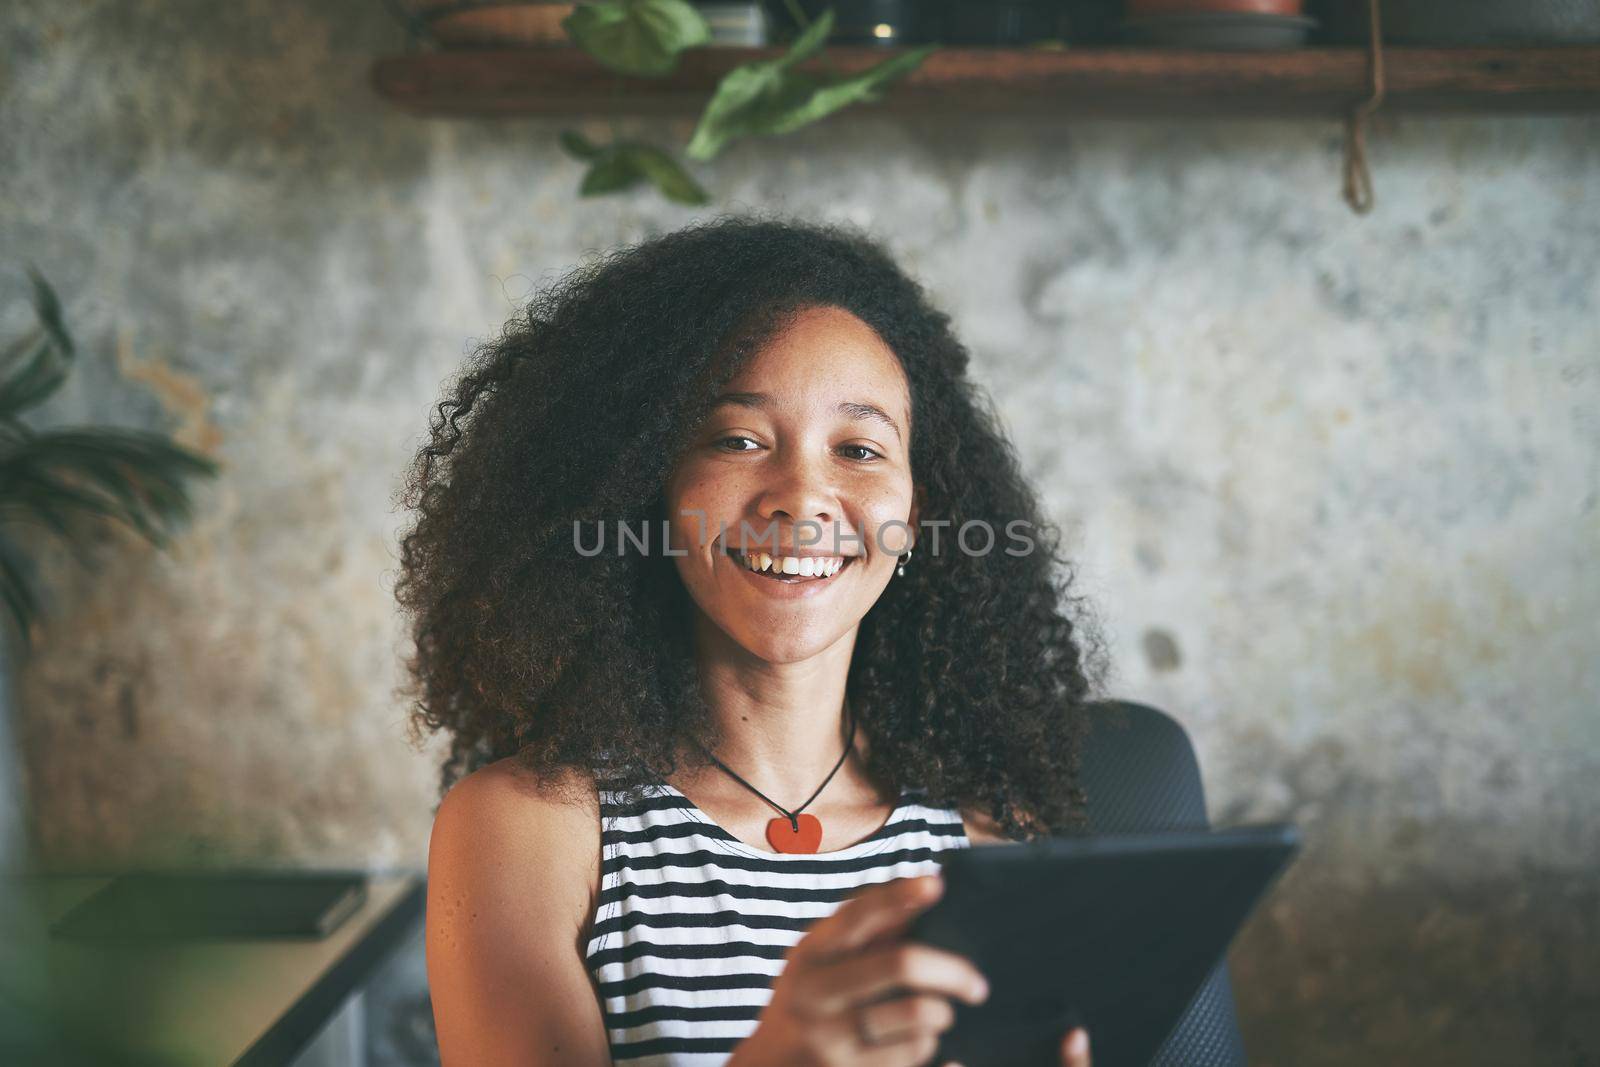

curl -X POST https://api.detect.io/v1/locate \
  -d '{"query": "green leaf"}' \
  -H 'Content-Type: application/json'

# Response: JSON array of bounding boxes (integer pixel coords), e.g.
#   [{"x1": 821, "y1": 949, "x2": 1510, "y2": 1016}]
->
[
  {"x1": 24, "y1": 266, "x2": 74, "y2": 362},
  {"x1": 619, "y1": 143, "x2": 710, "y2": 204},
  {"x1": 685, "y1": 8, "x2": 837, "y2": 161},
  {"x1": 780, "y1": 6, "x2": 838, "y2": 68},
  {"x1": 0, "y1": 331, "x2": 68, "y2": 419},
  {"x1": 571, "y1": 139, "x2": 710, "y2": 205},
  {"x1": 562, "y1": 0, "x2": 710, "y2": 77},
  {"x1": 686, "y1": 65, "x2": 783, "y2": 162},
  {"x1": 686, "y1": 13, "x2": 934, "y2": 162},
  {"x1": 0, "y1": 466, "x2": 112, "y2": 571},
  {"x1": 579, "y1": 154, "x2": 644, "y2": 196},
  {"x1": 0, "y1": 269, "x2": 78, "y2": 418},
  {"x1": 0, "y1": 533, "x2": 40, "y2": 650},
  {"x1": 559, "y1": 129, "x2": 603, "y2": 161},
  {"x1": 761, "y1": 46, "x2": 935, "y2": 136},
  {"x1": 0, "y1": 428, "x2": 219, "y2": 550}
]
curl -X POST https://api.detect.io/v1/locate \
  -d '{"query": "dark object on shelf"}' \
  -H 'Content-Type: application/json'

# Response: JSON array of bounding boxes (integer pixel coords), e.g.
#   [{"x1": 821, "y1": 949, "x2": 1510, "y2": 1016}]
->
[
  {"x1": 943, "y1": 0, "x2": 1067, "y2": 44},
  {"x1": 50, "y1": 870, "x2": 369, "y2": 941},
  {"x1": 694, "y1": 0, "x2": 770, "y2": 44},
  {"x1": 1062, "y1": 0, "x2": 1124, "y2": 42},
  {"x1": 1121, "y1": 11, "x2": 1319, "y2": 47},
  {"x1": 1313, "y1": 0, "x2": 1600, "y2": 45},
  {"x1": 1130, "y1": 0, "x2": 1303, "y2": 12},
  {"x1": 762, "y1": 0, "x2": 940, "y2": 44},
  {"x1": 1305, "y1": 0, "x2": 1366, "y2": 43}
]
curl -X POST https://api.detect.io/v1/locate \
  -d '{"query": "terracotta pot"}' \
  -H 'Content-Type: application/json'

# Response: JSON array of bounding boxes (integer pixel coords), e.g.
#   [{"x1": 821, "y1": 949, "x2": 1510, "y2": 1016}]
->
[
  {"x1": 1128, "y1": 0, "x2": 1304, "y2": 15},
  {"x1": 393, "y1": 2, "x2": 576, "y2": 46}
]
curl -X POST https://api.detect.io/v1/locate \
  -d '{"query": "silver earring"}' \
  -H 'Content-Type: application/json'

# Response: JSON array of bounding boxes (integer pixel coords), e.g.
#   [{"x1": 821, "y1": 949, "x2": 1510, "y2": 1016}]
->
[{"x1": 896, "y1": 547, "x2": 913, "y2": 577}]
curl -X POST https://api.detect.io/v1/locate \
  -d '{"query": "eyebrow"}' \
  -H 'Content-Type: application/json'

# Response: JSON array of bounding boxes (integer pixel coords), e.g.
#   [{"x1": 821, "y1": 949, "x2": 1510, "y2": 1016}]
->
[{"x1": 712, "y1": 391, "x2": 904, "y2": 442}]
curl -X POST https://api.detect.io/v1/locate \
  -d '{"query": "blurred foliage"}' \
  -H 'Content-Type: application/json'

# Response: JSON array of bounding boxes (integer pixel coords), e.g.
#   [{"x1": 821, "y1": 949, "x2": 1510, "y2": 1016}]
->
[
  {"x1": 0, "y1": 268, "x2": 219, "y2": 652},
  {"x1": 562, "y1": 0, "x2": 711, "y2": 75},
  {"x1": 685, "y1": 9, "x2": 935, "y2": 161},
  {"x1": 554, "y1": 1, "x2": 935, "y2": 203},
  {"x1": 561, "y1": 129, "x2": 711, "y2": 204}
]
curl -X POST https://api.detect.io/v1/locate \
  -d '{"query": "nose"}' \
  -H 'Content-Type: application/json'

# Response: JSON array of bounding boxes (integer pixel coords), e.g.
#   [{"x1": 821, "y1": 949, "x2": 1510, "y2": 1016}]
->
[{"x1": 755, "y1": 449, "x2": 838, "y2": 538}]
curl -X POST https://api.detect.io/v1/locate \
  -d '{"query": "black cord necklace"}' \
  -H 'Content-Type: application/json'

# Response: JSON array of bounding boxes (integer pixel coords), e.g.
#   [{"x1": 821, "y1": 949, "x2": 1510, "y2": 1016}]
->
[{"x1": 691, "y1": 699, "x2": 857, "y2": 854}]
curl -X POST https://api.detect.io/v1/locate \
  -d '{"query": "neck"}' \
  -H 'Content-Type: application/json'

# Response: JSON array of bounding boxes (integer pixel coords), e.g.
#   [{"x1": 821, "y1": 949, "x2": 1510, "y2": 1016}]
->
[{"x1": 681, "y1": 611, "x2": 872, "y2": 806}]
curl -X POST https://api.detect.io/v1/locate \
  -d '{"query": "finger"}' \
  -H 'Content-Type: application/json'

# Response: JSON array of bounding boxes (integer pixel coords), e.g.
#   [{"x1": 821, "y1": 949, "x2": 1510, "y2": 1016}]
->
[
  {"x1": 1060, "y1": 1026, "x2": 1091, "y2": 1067},
  {"x1": 874, "y1": 1031, "x2": 942, "y2": 1067},
  {"x1": 804, "y1": 1013, "x2": 941, "y2": 1067},
  {"x1": 858, "y1": 992, "x2": 957, "y2": 1044},
  {"x1": 797, "y1": 941, "x2": 988, "y2": 1016},
  {"x1": 789, "y1": 874, "x2": 944, "y2": 965}
]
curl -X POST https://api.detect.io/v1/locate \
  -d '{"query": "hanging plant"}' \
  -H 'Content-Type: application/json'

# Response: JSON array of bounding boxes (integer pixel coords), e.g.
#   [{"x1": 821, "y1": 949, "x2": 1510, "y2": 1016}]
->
[
  {"x1": 559, "y1": 129, "x2": 711, "y2": 203},
  {"x1": 554, "y1": 0, "x2": 937, "y2": 203},
  {"x1": 0, "y1": 268, "x2": 219, "y2": 651},
  {"x1": 686, "y1": 8, "x2": 935, "y2": 161},
  {"x1": 562, "y1": 0, "x2": 713, "y2": 75}
]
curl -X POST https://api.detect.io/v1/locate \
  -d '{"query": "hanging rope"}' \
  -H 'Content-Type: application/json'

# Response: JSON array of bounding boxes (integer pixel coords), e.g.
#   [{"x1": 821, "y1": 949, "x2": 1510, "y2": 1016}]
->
[{"x1": 1341, "y1": 0, "x2": 1386, "y2": 214}]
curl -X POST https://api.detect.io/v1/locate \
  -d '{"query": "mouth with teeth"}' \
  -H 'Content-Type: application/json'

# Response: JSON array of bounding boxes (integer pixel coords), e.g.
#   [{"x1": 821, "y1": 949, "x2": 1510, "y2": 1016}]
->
[{"x1": 724, "y1": 547, "x2": 855, "y2": 583}]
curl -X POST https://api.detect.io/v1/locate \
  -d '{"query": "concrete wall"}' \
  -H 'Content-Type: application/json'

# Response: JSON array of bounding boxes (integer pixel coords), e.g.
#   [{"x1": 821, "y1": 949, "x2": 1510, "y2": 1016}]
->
[{"x1": 3, "y1": 2, "x2": 1596, "y2": 1063}]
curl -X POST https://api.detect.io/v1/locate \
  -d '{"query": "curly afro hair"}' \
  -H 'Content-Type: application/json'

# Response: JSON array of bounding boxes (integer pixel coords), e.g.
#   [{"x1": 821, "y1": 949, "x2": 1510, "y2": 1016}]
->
[{"x1": 394, "y1": 214, "x2": 1111, "y2": 841}]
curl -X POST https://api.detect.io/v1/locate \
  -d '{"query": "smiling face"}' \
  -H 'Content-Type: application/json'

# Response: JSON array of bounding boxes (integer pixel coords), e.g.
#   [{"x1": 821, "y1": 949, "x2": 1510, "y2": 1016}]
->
[{"x1": 664, "y1": 305, "x2": 920, "y2": 665}]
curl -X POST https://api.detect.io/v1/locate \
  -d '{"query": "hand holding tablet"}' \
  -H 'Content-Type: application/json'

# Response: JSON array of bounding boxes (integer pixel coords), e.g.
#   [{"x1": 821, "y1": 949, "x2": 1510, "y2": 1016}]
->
[
  {"x1": 907, "y1": 823, "x2": 1301, "y2": 1067},
  {"x1": 730, "y1": 874, "x2": 992, "y2": 1067}
]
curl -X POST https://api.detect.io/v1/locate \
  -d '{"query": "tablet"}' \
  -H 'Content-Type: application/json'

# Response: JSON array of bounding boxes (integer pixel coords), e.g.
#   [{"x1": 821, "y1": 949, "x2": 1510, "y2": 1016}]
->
[{"x1": 906, "y1": 822, "x2": 1300, "y2": 1067}]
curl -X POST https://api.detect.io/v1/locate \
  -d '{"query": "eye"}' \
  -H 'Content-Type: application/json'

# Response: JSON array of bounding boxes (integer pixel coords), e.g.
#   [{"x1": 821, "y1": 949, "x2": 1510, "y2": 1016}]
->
[
  {"x1": 838, "y1": 444, "x2": 883, "y2": 462},
  {"x1": 713, "y1": 435, "x2": 762, "y2": 453}
]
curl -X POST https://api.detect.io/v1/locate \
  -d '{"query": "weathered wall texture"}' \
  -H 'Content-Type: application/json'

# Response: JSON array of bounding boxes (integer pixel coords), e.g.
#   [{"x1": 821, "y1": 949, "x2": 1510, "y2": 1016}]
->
[{"x1": 3, "y1": 2, "x2": 1596, "y2": 1063}]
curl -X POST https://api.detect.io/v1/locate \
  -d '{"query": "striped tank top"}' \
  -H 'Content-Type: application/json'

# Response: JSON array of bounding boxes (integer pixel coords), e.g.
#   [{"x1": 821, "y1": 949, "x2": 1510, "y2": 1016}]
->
[{"x1": 583, "y1": 778, "x2": 972, "y2": 1066}]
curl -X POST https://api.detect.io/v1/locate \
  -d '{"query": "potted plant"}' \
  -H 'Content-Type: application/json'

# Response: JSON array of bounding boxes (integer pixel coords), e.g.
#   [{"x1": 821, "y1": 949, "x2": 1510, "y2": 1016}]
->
[
  {"x1": 0, "y1": 268, "x2": 218, "y2": 650},
  {"x1": 379, "y1": 1, "x2": 939, "y2": 203}
]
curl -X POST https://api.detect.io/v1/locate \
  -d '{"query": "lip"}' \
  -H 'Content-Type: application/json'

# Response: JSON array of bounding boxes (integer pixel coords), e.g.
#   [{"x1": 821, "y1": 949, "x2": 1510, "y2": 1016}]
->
[{"x1": 724, "y1": 550, "x2": 857, "y2": 599}]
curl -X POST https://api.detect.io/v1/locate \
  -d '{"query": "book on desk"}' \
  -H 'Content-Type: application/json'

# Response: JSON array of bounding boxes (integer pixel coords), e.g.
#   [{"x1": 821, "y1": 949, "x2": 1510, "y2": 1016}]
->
[{"x1": 49, "y1": 870, "x2": 369, "y2": 941}]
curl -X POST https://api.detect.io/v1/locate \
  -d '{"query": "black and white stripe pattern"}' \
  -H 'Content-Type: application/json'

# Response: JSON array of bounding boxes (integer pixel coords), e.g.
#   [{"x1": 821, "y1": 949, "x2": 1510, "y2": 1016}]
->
[{"x1": 583, "y1": 779, "x2": 971, "y2": 1066}]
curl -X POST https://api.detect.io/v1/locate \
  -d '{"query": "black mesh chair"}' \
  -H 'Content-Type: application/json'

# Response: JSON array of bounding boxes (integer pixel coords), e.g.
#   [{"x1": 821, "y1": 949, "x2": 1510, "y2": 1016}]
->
[{"x1": 1078, "y1": 699, "x2": 1249, "y2": 1066}]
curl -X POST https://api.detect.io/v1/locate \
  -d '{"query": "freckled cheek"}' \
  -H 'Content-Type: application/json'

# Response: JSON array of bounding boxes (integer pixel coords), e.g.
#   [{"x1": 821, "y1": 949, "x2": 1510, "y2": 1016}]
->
[
  {"x1": 664, "y1": 469, "x2": 741, "y2": 552},
  {"x1": 857, "y1": 488, "x2": 916, "y2": 555}
]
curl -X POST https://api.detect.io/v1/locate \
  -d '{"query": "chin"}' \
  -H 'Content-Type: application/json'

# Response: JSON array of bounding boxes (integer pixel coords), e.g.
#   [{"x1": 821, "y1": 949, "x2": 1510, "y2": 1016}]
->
[{"x1": 729, "y1": 625, "x2": 848, "y2": 665}]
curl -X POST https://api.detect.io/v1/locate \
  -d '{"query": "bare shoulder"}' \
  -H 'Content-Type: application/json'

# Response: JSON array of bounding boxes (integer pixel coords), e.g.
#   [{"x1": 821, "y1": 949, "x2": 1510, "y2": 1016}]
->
[
  {"x1": 429, "y1": 756, "x2": 602, "y2": 946},
  {"x1": 437, "y1": 755, "x2": 600, "y2": 833},
  {"x1": 426, "y1": 756, "x2": 608, "y2": 1065}
]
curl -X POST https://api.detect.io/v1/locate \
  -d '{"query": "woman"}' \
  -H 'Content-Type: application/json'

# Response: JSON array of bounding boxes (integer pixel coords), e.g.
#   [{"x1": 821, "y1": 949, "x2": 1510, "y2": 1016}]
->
[{"x1": 397, "y1": 216, "x2": 1109, "y2": 1066}]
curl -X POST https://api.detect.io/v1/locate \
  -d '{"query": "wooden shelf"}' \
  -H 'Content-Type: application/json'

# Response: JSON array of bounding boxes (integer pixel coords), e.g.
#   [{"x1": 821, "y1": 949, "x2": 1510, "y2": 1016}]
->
[{"x1": 371, "y1": 45, "x2": 1600, "y2": 119}]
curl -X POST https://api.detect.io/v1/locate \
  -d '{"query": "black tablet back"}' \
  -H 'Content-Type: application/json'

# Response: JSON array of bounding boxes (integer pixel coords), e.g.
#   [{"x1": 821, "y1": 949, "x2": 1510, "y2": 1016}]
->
[{"x1": 908, "y1": 824, "x2": 1300, "y2": 1067}]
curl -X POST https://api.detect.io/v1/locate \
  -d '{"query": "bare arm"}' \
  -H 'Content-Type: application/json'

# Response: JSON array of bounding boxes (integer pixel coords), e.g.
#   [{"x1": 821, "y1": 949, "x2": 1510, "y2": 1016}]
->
[{"x1": 425, "y1": 760, "x2": 612, "y2": 1066}]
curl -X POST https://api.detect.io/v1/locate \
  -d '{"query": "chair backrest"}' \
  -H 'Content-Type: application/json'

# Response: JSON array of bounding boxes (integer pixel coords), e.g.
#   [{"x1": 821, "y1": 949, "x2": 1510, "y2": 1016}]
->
[{"x1": 1078, "y1": 699, "x2": 1249, "y2": 1067}]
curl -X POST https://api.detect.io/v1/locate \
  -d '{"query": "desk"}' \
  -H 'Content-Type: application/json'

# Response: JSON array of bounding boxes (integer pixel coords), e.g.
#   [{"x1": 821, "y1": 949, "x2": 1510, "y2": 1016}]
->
[{"x1": 17, "y1": 871, "x2": 426, "y2": 1066}]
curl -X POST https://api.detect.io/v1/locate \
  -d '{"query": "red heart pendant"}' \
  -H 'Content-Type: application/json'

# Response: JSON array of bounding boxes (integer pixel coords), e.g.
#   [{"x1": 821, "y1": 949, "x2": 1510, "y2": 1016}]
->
[{"x1": 767, "y1": 814, "x2": 823, "y2": 854}]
